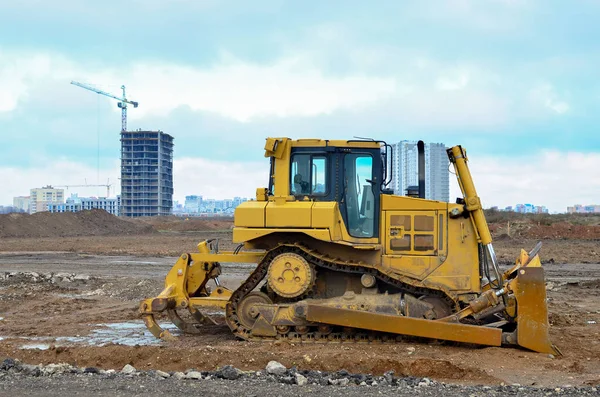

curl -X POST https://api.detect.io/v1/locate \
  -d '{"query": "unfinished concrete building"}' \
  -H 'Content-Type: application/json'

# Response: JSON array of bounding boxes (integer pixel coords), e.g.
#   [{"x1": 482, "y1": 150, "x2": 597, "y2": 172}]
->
[{"x1": 120, "y1": 130, "x2": 173, "y2": 217}]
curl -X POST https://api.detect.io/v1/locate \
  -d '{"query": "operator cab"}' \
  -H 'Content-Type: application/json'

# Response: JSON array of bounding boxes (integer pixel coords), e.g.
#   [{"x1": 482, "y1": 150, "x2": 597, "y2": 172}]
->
[{"x1": 280, "y1": 139, "x2": 392, "y2": 239}]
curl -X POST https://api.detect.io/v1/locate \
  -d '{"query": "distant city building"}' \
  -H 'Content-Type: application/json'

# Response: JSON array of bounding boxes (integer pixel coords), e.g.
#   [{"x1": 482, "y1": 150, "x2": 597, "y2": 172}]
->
[
  {"x1": 13, "y1": 196, "x2": 30, "y2": 213},
  {"x1": 47, "y1": 194, "x2": 121, "y2": 216},
  {"x1": 567, "y1": 204, "x2": 600, "y2": 214},
  {"x1": 391, "y1": 141, "x2": 449, "y2": 202},
  {"x1": 29, "y1": 186, "x2": 64, "y2": 214},
  {"x1": 184, "y1": 195, "x2": 203, "y2": 213},
  {"x1": 173, "y1": 196, "x2": 249, "y2": 216},
  {"x1": 172, "y1": 200, "x2": 184, "y2": 213},
  {"x1": 233, "y1": 197, "x2": 245, "y2": 208},
  {"x1": 120, "y1": 130, "x2": 174, "y2": 217},
  {"x1": 0, "y1": 206, "x2": 26, "y2": 214},
  {"x1": 513, "y1": 204, "x2": 548, "y2": 214}
]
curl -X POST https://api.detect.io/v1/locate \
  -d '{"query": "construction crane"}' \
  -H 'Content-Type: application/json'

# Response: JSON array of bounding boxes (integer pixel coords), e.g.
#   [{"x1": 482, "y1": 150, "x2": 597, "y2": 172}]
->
[
  {"x1": 70, "y1": 81, "x2": 139, "y2": 132},
  {"x1": 54, "y1": 180, "x2": 112, "y2": 198}
]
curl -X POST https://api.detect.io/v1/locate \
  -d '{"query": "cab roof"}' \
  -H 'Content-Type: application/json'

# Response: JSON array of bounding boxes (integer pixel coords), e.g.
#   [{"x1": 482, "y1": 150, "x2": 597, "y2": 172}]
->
[{"x1": 264, "y1": 137, "x2": 383, "y2": 158}]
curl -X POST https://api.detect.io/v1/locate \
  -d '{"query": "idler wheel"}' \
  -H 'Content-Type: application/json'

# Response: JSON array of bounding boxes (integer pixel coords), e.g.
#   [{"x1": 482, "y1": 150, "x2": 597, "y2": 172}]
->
[{"x1": 237, "y1": 291, "x2": 272, "y2": 329}]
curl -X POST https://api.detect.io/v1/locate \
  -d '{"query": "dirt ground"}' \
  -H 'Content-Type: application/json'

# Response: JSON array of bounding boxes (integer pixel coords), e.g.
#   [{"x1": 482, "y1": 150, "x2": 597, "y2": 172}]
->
[
  {"x1": 0, "y1": 248, "x2": 598, "y2": 387},
  {"x1": 0, "y1": 212, "x2": 599, "y2": 389}
]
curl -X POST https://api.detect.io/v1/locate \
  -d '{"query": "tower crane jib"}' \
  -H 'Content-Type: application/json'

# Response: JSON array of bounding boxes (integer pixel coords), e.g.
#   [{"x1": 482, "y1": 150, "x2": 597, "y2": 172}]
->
[{"x1": 70, "y1": 81, "x2": 139, "y2": 132}]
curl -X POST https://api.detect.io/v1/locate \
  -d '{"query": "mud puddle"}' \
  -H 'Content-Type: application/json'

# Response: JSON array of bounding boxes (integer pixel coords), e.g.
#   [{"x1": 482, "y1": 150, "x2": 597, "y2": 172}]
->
[{"x1": 4, "y1": 321, "x2": 178, "y2": 350}]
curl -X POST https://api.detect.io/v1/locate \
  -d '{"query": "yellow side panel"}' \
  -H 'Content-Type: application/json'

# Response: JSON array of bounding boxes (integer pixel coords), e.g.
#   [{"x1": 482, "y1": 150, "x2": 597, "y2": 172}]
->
[
  {"x1": 425, "y1": 218, "x2": 481, "y2": 293},
  {"x1": 311, "y1": 202, "x2": 342, "y2": 240},
  {"x1": 266, "y1": 202, "x2": 312, "y2": 228},
  {"x1": 233, "y1": 228, "x2": 331, "y2": 244},
  {"x1": 381, "y1": 255, "x2": 441, "y2": 280},
  {"x1": 381, "y1": 194, "x2": 449, "y2": 211},
  {"x1": 234, "y1": 201, "x2": 267, "y2": 227},
  {"x1": 423, "y1": 275, "x2": 472, "y2": 291}
]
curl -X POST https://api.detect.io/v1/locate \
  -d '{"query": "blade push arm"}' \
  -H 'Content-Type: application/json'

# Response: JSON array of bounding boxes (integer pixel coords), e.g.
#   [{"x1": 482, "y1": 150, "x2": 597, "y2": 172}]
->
[{"x1": 447, "y1": 145, "x2": 502, "y2": 287}]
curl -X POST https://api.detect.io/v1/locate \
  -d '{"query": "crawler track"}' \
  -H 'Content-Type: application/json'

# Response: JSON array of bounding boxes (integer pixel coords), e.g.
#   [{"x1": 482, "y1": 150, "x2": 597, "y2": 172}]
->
[{"x1": 225, "y1": 243, "x2": 458, "y2": 343}]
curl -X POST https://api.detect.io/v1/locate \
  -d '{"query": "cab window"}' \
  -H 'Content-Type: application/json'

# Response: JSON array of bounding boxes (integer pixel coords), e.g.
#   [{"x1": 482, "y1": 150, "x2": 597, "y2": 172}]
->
[
  {"x1": 344, "y1": 154, "x2": 374, "y2": 237},
  {"x1": 290, "y1": 154, "x2": 327, "y2": 196}
]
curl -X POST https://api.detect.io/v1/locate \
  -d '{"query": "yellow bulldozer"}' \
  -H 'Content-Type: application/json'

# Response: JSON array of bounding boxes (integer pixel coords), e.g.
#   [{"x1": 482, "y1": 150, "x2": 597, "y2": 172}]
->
[{"x1": 140, "y1": 137, "x2": 559, "y2": 355}]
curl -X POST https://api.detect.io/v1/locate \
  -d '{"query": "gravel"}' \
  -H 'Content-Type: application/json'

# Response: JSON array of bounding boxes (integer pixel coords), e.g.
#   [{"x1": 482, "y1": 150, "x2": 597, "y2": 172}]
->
[
  {"x1": 0, "y1": 271, "x2": 94, "y2": 285},
  {"x1": 1, "y1": 358, "x2": 598, "y2": 397}
]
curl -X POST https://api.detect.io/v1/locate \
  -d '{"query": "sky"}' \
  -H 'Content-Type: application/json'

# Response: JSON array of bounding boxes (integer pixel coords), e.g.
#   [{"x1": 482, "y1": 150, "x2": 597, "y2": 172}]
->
[{"x1": 1, "y1": 0, "x2": 599, "y2": 212}]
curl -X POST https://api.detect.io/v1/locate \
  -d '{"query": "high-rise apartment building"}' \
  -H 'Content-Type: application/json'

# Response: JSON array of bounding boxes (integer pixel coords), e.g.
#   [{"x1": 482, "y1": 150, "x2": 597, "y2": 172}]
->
[
  {"x1": 29, "y1": 186, "x2": 65, "y2": 214},
  {"x1": 120, "y1": 130, "x2": 174, "y2": 217},
  {"x1": 391, "y1": 141, "x2": 449, "y2": 202}
]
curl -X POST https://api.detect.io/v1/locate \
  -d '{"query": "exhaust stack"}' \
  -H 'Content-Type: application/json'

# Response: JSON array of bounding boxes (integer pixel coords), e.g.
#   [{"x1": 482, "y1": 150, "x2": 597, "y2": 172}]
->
[{"x1": 417, "y1": 140, "x2": 425, "y2": 199}]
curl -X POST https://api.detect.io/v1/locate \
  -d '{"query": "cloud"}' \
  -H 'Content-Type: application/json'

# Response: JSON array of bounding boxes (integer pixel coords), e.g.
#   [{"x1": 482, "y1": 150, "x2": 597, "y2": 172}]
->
[
  {"x1": 430, "y1": 0, "x2": 535, "y2": 32},
  {"x1": 0, "y1": 48, "x2": 398, "y2": 123},
  {"x1": 435, "y1": 71, "x2": 470, "y2": 91},
  {"x1": 126, "y1": 54, "x2": 398, "y2": 122},
  {"x1": 0, "y1": 50, "x2": 71, "y2": 113},
  {"x1": 2, "y1": 44, "x2": 585, "y2": 144},
  {"x1": 0, "y1": 45, "x2": 515, "y2": 126},
  {"x1": 450, "y1": 150, "x2": 600, "y2": 212},
  {"x1": 529, "y1": 83, "x2": 570, "y2": 115}
]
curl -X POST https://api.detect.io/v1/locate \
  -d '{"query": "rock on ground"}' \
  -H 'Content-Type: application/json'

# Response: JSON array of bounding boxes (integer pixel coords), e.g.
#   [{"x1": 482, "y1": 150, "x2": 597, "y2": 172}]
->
[
  {"x1": 155, "y1": 370, "x2": 170, "y2": 379},
  {"x1": 121, "y1": 364, "x2": 136, "y2": 375},
  {"x1": 216, "y1": 365, "x2": 243, "y2": 380},
  {"x1": 295, "y1": 373, "x2": 308, "y2": 386},
  {"x1": 185, "y1": 371, "x2": 202, "y2": 380},
  {"x1": 265, "y1": 361, "x2": 287, "y2": 376}
]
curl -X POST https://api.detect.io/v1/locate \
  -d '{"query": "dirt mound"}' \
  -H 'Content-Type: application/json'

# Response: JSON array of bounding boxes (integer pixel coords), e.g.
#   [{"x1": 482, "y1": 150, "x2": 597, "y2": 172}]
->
[
  {"x1": 525, "y1": 222, "x2": 600, "y2": 240},
  {"x1": 0, "y1": 210, "x2": 154, "y2": 238},
  {"x1": 132, "y1": 216, "x2": 234, "y2": 232},
  {"x1": 490, "y1": 220, "x2": 600, "y2": 240}
]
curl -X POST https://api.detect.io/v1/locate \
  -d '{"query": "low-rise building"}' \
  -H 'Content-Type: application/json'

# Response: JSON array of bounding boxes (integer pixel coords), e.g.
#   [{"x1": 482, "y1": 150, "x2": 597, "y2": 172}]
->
[
  {"x1": 567, "y1": 204, "x2": 600, "y2": 214},
  {"x1": 0, "y1": 206, "x2": 26, "y2": 214},
  {"x1": 47, "y1": 194, "x2": 121, "y2": 216}
]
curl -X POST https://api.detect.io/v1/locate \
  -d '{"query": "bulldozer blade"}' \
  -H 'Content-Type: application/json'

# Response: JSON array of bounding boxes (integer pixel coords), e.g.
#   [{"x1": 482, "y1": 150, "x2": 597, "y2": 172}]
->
[
  {"x1": 512, "y1": 266, "x2": 561, "y2": 355},
  {"x1": 142, "y1": 314, "x2": 176, "y2": 341},
  {"x1": 305, "y1": 304, "x2": 503, "y2": 347}
]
